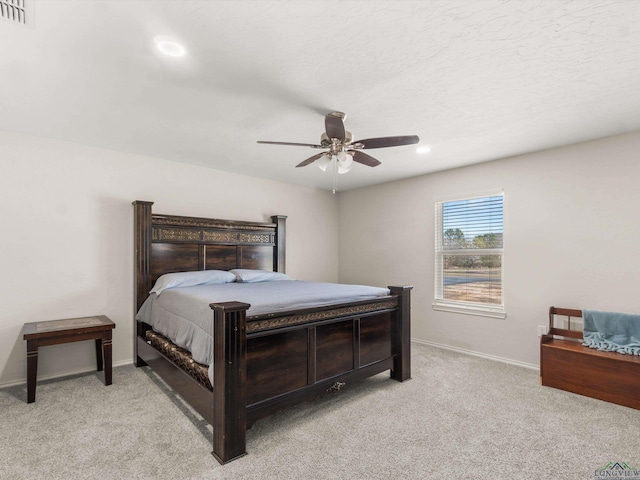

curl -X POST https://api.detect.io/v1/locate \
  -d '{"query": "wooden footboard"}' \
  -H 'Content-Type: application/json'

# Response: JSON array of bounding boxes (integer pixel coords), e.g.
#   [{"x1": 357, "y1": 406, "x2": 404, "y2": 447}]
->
[{"x1": 210, "y1": 287, "x2": 411, "y2": 464}]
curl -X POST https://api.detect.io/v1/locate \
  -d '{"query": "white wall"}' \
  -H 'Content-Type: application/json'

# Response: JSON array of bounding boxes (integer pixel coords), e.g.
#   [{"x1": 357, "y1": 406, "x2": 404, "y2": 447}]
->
[
  {"x1": 338, "y1": 131, "x2": 640, "y2": 367},
  {"x1": 0, "y1": 130, "x2": 339, "y2": 386}
]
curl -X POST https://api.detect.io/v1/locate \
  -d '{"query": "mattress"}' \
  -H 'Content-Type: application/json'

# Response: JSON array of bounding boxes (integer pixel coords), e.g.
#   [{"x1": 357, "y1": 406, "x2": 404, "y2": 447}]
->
[{"x1": 135, "y1": 280, "x2": 390, "y2": 385}]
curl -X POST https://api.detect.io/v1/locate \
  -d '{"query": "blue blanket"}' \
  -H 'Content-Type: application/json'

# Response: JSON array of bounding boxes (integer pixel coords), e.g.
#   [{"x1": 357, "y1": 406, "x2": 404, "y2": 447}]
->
[{"x1": 582, "y1": 309, "x2": 640, "y2": 355}]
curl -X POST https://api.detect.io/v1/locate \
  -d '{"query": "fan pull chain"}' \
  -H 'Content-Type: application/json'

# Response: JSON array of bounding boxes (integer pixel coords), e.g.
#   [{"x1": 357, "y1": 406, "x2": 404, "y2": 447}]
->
[{"x1": 332, "y1": 156, "x2": 338, "y2": 194}]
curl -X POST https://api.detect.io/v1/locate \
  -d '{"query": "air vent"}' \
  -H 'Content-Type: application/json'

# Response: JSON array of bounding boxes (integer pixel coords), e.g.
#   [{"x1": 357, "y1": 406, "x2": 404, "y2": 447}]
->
[{"x1": 1, "y1": 0, "x2": 27, "y2": 25}]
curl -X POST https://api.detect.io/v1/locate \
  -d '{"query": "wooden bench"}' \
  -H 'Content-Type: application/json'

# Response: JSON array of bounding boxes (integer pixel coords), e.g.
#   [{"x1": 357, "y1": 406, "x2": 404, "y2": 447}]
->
[
  {"x1": 540, "y1": 306, "x2": 640, "y2": 410},
  {"x1": 22, "y1": 315, "x2": 115, "y2": 403}
]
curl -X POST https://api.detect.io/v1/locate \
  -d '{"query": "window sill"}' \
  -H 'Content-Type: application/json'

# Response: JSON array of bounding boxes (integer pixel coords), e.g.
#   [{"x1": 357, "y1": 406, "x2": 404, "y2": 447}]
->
[{"x1": 432, "y1": 301, "x2": 506, "y2": 319}]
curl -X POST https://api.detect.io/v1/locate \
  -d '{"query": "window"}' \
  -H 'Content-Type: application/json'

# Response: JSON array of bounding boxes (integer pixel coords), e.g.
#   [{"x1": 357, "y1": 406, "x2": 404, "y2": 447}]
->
[{"x1": 434, "y1": 191, "x2": 505, "y2": 318}]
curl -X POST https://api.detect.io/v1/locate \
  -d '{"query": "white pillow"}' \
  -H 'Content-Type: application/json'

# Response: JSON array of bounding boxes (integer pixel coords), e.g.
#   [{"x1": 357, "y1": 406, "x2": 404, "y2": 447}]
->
[
  {"x1": 150, "y1": 270, "x2": 236, "y2": 295},
  {"x1": 230, "y1": 269, "x2": 293, "y2": 283}
]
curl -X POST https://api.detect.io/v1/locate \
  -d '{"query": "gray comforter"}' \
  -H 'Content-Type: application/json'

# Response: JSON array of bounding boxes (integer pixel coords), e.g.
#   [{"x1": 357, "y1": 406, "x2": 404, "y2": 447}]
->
[{"x1": 135, "y1": 280, "x2": 390, "y2": 383}]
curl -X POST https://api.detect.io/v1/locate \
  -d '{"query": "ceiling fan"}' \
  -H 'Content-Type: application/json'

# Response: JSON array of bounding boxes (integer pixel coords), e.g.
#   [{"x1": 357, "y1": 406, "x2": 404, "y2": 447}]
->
[{"x1": 257, "y1": 112, "x2": 420, "y2": 175}]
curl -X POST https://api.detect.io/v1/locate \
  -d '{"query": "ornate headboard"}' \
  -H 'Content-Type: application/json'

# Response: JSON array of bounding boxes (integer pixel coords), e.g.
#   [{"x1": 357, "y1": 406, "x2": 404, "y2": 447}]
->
[{"x1": 133, "y1": 201, "x2": 286, "y2": 311}]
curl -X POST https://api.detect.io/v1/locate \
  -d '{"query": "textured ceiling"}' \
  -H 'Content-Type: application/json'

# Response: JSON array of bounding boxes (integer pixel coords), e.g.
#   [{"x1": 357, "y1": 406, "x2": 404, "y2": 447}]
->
[{"x1": 2, "y1": 1, "x2": 640, "y2": 191}]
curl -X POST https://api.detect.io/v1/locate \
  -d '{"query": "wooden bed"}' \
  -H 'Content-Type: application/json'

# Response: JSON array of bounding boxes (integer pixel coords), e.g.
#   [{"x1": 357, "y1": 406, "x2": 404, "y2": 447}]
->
[{"x1": 133, "y1": 201, "x2": 412, "y2": 464}]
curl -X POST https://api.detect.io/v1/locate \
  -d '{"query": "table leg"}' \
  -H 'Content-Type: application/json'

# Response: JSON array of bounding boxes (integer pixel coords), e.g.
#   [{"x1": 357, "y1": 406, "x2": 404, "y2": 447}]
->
[
  {"x1": 103, "y1": 335, "x2": 112, "y2": 386},
  {"x1": 95, "y1": 339, "x2": 103, "y2": 372},
  {"x1": 26, "y1": 339, "x2": 38, "y2": 403}
]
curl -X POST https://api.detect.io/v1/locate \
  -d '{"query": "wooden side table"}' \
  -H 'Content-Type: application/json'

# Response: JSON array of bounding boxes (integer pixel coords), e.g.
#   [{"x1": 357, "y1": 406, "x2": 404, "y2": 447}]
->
[{"x1": 22, "y1": 315, "x2": 116, "y2": 403}]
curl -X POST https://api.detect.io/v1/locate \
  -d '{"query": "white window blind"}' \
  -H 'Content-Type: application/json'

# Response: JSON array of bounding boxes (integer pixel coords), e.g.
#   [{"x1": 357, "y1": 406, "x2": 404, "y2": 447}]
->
[{"x1": 434, "y1": 191, "x2": 505, "y2": 318}]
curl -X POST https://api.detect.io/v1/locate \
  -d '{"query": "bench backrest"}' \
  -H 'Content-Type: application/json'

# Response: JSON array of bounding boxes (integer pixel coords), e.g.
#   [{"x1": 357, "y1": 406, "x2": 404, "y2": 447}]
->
[{"x1": 548, "y1": 306, "x2": 584, "y2": 340}]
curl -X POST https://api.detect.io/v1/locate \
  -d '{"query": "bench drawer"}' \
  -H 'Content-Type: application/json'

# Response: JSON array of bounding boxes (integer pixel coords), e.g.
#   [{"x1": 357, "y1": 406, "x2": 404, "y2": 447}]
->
[{"x1": 541, "y1": 342, "x2": 640, "y2": 410}]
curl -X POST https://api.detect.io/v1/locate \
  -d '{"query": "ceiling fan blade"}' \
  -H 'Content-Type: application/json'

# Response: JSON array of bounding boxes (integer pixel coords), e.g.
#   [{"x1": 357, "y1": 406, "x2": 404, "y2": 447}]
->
[
  {"x1": 325, "y1": 114, "x2": 346, "y2": 141},
  {"x1": 257, "y1": 140, "x2": 323, "y2": 148},
  {"x1": 353, "y1": 135, "x2": 420, "y2": 149},
  {"x1": 296, "y1": 152, "x2": 326, "y2": 168},
  {"x1": 350, "y1": 150, "x2": 381, "y2": 167}
]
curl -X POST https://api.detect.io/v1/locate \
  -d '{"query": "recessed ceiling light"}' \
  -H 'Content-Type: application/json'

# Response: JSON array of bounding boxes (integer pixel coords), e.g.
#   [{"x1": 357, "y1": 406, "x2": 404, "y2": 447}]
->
[
  {"x1": 154, "y1": 35, "x2": 186, "y2": 57},
  {"x1": 416, "y1": 145, "x2": 432, "y2": 154}
]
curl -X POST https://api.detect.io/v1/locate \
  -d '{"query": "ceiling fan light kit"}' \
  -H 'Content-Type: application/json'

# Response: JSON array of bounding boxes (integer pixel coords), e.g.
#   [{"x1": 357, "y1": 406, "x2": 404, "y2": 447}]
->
[
  {"x1": 258, "y1": 111, "x2": 419, "y2": 192},
  {"x1": 316, "y1": 154, "x2": 332, "y2": 172},
  {"x1": 336, "y1": 151, "x2": 353, "y2": 174}
]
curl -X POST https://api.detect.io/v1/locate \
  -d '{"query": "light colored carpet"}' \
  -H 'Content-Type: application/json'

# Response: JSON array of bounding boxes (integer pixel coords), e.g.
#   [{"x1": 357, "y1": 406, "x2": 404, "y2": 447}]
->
[{"x1": 1, "y1": 343, "x2": 639, "y2": 479}]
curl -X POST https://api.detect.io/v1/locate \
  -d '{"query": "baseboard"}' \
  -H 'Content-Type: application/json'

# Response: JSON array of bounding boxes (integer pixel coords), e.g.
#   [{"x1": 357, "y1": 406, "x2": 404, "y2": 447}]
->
[
  {"x1": 2, "y1": 343, "x2": 539, "y2": 388},
  {"x1": 412, "y1": 338, "x2": 539, "y2": 371},
  {"x1": 0, "y1": 359, "x2": 133, "y2": 389}
]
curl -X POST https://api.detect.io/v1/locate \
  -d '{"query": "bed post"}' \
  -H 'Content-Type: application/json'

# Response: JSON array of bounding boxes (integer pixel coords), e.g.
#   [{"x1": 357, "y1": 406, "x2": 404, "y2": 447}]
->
[
  {"x1": 389, "y1": 285, "x2": 412, "y2": 382},
  {"x1": 210, "y1": 301, "x2": 250, "y2": 464},
  {"x1": 271, "y1": 215, "x2": 287, "y2": 273},
  {"x1": 133, "y1": 200, "x2": 153, "y2": 367}
]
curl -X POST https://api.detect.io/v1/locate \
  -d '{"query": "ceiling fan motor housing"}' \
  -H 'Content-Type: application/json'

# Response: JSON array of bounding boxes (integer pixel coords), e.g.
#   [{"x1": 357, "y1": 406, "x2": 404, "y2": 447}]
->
[{"x1": 321, "y1": 131, "x2": 353, "y2": 146}]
